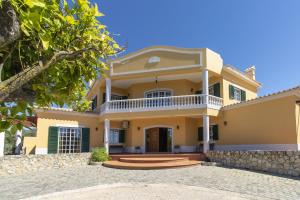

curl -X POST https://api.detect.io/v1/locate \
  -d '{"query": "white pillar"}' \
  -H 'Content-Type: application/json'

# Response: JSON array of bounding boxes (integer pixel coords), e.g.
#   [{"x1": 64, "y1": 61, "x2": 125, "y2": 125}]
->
[
  {"x1": 105, "y1": 78, "x2": 111, "y2": 102},
  {"x1": 15, "y1": 129, "x2": 22, "y2": 154},
  {"x1": 203, "y1": 115, "x2": 210, "y2": 153},
  {"x1": 104, "y1": 119, "x2": 110, "y2": 153},
  {"x1": 202, "y1": 69, "x2": 209, "y2": 105},
  {"x1": 0, "y1": 132, "x2": 4, "y2": 157}
]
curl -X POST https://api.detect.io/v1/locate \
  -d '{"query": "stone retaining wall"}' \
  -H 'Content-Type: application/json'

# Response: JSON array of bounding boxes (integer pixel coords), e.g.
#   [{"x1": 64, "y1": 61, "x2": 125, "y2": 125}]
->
[
  {"x1": 207, "y1": 151, "x2": 300, "y2": 177},
  {"x1": 0, "y1": 153, "x2": 91, "y2": 176}
]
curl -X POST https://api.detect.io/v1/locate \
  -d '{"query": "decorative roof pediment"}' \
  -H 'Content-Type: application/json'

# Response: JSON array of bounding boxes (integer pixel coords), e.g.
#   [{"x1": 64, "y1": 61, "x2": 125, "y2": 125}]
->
[{"x1": 111, "y1": 46, "x2": 203, "y2": 76}]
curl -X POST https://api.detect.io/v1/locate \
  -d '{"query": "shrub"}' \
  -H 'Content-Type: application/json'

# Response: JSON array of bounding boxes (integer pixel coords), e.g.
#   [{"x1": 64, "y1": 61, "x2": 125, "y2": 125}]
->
[{"x1": 91, "y1": 148, "x2": 111, "y2": 162}]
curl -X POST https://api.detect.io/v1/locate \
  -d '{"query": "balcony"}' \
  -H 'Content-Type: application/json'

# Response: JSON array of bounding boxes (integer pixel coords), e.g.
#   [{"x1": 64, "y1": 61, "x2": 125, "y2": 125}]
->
[{"x1": 100, "y1": 94, "x2": 223, "y2": 114}]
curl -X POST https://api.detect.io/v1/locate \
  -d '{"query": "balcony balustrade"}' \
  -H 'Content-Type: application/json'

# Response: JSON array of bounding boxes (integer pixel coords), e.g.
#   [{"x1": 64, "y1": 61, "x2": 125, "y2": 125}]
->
[{"x1": 100, "y1": 94, "x2": 223, "y2": 114}]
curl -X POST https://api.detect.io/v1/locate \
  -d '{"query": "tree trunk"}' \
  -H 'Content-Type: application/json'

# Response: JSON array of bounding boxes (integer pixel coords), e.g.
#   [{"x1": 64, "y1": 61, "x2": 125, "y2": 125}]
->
[
  {"x1": 15, "y1": 129, "x2": 22, "y2": 155},
  {"x1": 0, "y1": 1, "x2": 20, "y2": 48}
]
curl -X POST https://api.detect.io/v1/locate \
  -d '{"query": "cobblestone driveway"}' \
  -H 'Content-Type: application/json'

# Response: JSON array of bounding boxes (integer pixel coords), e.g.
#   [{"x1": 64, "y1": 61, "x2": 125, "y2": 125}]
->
[{"x1": 0, "y1": 165, "x2": 299, "y2": 200}]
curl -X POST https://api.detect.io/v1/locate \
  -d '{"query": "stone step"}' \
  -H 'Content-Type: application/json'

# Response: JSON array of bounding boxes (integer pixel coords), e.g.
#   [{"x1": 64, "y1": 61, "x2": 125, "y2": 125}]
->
[
  {"x1": 110, "y1": 153, "x2": 206, "y2": 161},
  {"x1": 119, "y1": 157, "x2": 188, "y2": 163},
  {"x1": 103, "y1": 160, "x2": 201, "y2": 170}
]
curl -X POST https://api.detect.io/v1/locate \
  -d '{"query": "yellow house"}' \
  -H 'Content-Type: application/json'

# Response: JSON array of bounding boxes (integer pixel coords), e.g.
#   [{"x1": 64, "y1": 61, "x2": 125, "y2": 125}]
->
[{"x1": 23, "y1": 46, "x2": 300, "y2": 155}]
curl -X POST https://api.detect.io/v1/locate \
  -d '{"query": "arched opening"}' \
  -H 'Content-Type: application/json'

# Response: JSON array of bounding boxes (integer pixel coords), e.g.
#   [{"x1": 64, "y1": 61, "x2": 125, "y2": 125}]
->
[{"x1": 145, "y1": 127, "x2": 173, "y2": 153}]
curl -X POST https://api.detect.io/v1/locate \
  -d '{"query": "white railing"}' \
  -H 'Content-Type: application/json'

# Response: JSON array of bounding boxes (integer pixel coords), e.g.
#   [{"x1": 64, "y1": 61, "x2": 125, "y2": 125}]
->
[{"x1": 100, "y1": 94, "x2": 223, "y2": 114}]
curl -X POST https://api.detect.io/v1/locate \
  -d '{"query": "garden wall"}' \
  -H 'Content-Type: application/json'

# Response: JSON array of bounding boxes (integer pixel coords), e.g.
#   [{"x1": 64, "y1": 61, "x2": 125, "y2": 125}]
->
[
  {"x1": 207, "y1": 151, "x2": 300, "y2": 177},
  {"x1": 0, "y1": 153, "x2": 91, "y2": 176}
]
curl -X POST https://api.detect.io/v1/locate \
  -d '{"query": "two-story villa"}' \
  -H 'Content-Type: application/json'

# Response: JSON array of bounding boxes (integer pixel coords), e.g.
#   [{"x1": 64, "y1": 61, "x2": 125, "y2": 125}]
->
[{"x1": 23, "y1": 46, "x2": 300, "y2": 155}]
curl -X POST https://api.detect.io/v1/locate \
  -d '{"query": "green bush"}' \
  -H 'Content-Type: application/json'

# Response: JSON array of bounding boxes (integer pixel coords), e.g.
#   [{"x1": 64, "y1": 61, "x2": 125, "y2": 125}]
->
[{"x1": 91, "y1": 147, "x2": 111, "y2": 162}]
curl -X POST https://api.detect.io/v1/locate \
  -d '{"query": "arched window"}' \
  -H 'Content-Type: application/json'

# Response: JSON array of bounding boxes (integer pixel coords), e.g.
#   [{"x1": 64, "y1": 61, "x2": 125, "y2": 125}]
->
[{"x1": 144, "y1": 89, "x2": 172, "y2": 98}]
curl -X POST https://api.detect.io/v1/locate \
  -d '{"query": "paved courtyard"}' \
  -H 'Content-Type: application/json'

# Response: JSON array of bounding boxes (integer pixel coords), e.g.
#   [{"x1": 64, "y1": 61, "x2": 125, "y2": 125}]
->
[{"x1": 0, "y1": 165, "x2": 299, "y2": 200}]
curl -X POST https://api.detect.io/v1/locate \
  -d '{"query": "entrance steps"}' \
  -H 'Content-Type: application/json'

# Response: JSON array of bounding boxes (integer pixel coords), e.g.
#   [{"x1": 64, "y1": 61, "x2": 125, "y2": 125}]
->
[{"x1": 103, "y1": 153, "x2": 206, "y2": 170}]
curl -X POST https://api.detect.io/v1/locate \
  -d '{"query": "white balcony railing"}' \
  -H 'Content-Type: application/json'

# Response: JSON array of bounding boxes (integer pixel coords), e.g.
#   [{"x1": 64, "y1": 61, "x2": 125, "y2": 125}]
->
[{"x1": 100, "y1": 94, "x2": 223, "y2": 114}]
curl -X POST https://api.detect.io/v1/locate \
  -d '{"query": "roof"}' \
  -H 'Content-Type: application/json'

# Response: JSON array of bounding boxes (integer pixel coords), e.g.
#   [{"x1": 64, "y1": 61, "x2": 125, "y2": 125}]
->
[
  {"x1": 223, "y1": 85, "x2": 300, "y2": 110},
  {"x1": 110, "y1": 45, "x2": 203, "y2": 63},
  {"x1": 34, "y1": 107, "x2": 99, "y2": 117}
]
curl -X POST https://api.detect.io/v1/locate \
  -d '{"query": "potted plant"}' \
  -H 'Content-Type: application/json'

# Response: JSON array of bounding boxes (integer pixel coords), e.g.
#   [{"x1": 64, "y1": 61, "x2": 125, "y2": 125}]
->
[
  {"x1": 90, "y1": 147, "x2": 111, "y2": 165},
  {"x1": 174, "y1": 145, "x2": 180, "y2": 153}
]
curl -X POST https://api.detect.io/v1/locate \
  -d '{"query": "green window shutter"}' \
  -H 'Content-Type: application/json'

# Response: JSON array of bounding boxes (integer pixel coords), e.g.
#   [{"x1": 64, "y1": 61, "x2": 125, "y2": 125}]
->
[
  {"x1": 195, "y1": 90, "x2": 202, "y2": 94},
  {"x1": 212, "y1": 125, "x2": 219, "y2": 140},
  {"x1": 241, "y1": 90, "x2": 246, "y2": 101},
  {"x1": 103, "y1": 93, "x2": 106, "y2": 103},
  {"x1": 119, "y1": 129, "x2": 125, "y2": 143},
  {"x1": 81, "y1": 128, "x2": 90, "y2": 152},
  {"x1": 198, "y1": 127, "x2": 203, "y2": 141},
  {"x1": 213, "y1": 83, "x2": 221, "y2": 97},
  {"x1": 229, "y1": 85, "x2": 234, "y2": 99},
  {"x1": 48, "y1": 126, "x2": 58, "y2": 154}
]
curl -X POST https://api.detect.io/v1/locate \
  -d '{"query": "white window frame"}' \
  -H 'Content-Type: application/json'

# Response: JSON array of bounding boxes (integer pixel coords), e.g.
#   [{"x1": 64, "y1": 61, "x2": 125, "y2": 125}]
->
[
  {"x1": 58, "y1": 127, "x2": 82, "y2": 154},
  {"x1": 109, "y1": 128, "x2": 125, "y2": 145},
  {"x1": 233, "y1": 87, "x2": 242, "y2": 101},
  {"x1": 144, "y1": 89, "x2": 173, "y2": 98}
]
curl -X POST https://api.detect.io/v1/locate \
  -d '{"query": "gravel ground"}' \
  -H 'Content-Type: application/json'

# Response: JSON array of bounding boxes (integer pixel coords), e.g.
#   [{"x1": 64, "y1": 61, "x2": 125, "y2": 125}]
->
[{"x1": 0, "y1": 165, "x2": 299, "y2": 200}]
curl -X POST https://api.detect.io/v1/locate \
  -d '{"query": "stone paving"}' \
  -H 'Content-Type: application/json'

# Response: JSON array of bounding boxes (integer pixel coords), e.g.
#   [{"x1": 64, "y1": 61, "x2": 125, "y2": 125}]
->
[{"x1": 0, "y1": 165, "x2": 299, "y2": 200}]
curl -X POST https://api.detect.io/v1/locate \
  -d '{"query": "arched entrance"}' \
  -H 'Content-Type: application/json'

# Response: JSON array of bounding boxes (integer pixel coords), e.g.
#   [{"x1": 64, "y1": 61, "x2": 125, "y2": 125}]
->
[{"x1": 145, "y1": 127, "x2": 173, "y2": 153}]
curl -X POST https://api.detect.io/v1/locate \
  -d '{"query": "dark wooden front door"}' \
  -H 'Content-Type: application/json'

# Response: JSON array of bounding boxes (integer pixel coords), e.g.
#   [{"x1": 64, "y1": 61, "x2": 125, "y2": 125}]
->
[{"x1": 146, "y1": 128, "x2": 159, "y2": 152}]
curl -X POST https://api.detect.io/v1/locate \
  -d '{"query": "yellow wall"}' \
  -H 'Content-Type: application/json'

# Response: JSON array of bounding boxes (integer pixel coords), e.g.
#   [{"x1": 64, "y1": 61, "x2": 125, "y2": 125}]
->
[
  {"x1": 113, "y1": 51, "x2": 200, "y2": 74},
  {"x1": 23, "y1": 137, "x2": 37, "y2": 155},
  {"x1": 296, "y1": 103, "x2": 300, "y2": 144},
  {"x1": 220, "y1": 96, "x2": 298, "y2": 145},
  {"x1": 127, "y1": 117, "x2": 187, "y2": 147},
  {"x1": 31, "y1": 112, "x2": 102, "y2": 151}
]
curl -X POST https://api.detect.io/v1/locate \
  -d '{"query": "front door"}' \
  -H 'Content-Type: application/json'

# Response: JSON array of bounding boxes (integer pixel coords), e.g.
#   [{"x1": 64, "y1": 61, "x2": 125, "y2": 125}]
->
[{"x1": 146, "y1": 127, "x2": 172, "y2": 153}]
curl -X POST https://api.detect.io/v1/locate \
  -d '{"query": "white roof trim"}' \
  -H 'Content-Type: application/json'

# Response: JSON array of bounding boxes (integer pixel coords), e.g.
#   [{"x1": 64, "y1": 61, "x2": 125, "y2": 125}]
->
[
  {"x1": 111, "y1": 64, "x2": 202, "y2": 77},
  {"x1": 112, "y1": 47, "x2": 202, "y2": 64},
  {"x1": 35, "y1": 108, "x2": 99, "y2": 118}
]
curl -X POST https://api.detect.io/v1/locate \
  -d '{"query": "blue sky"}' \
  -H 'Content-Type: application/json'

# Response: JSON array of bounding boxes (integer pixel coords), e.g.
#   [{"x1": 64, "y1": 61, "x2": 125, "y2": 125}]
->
[{"x1": 97, "y1": 0, "x2": 300, "y2": 95}]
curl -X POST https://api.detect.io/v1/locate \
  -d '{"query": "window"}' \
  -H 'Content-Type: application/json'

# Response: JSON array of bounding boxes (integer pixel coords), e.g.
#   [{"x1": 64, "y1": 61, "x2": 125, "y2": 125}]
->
[
  {"x1": 103, "y1": 93, "x2": 127, "y2": 102},
  {"x1": 145, "y1": 89, "x2": 172, "y2": 107},
  {"x1": 58, "y1": 127, "x2": 81, "y2": 153},
  {"x1": 229, "y1": 85, "x2": 246, "y2": 101},
  {"x1": 198, "y1": 125, "x2": 219, "y2": 141},
  {"x1": 91, "y1": 96, "x2": 97, "y2": 110},
  {"x1": 145, "y1": 90, "x2": 172, "y2": 98},
  {"x1": 111, "y1": 94, "x2": 127, "y2": 101},
  {"x1": 209, "y1": 85, "x2": 214, "y2": 96},
  {"x1": 109, "y1": 129, "x2": 125, "y2": 144}
]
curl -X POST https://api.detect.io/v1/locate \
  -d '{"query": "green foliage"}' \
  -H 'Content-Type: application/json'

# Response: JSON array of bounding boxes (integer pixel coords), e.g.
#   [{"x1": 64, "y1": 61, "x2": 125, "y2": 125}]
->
[
  {"x1": 0, "y1": 0, "x2": 120, "y2": 132},
  {"x1": 91, "y1": 147, "x2": 110, "y2": 162}
]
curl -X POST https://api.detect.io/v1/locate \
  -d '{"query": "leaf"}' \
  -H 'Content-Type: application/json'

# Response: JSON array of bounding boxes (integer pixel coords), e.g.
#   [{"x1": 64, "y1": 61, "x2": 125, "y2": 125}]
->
[
  {"x1": 40, "y1": 34, "x2": 50, "y2": 50},
  {"x1": 66, "y1": 16, "x2": 76, "y2": 24},
  {"x1": 24, "y1": 0, "x2": 45, "y2": 8},
  {"x1": 0, "y1": 121, "x2": 10, "y2": 130}
]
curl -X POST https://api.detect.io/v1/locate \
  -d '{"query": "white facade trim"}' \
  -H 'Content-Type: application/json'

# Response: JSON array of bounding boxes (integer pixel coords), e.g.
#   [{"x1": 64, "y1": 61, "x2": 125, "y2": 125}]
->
[
  {"x1": 143, "y1": 125, "x2": 174, "y2": 153},
  {"x1": 179, "y1": 145, "x2": 197, "y2": 153},
  {"x1": 35, "y1": 109, "x2": 99, "y2": 118},
  {"x1": 36, "y1": 148, "x2": 47, "y2": 154},
  {"x1": 54, "y1": 124, "x2": 87, "y2": 128},
  {"x1": 112, "y1": 47, "x2": 202, "y2": 63},
  {"x1": 0, "y1": 132, "x2": 4, "y2": 157},
  {"x1": 223, "y1": 66, "x2": 261, "y2": 87},
  {"x1": 214, "y1": 144, "x2": 300, "y2": 151},
  {"x1": 111, "y1": 64, "x2": 202, "y2": 76}
]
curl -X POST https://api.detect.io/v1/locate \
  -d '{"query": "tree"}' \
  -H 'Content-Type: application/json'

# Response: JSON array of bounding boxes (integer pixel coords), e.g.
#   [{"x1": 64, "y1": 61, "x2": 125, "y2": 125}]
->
[{"x1": 0, "y1": 0, "x2": 120, "y2": 133}]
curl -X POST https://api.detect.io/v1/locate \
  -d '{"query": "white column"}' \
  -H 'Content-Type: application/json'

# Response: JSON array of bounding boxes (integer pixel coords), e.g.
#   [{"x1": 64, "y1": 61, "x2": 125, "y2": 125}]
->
[
  {"x1": 105, "y1": 78, "x2": 111, "y2": 102},
  {"x1": 0, "y1": 132, "x2": 4, "y2": 157},
  {"x1": 202, "y1": 69, "x2": 209, "y2": 105},
  {"x1": 104, "y1": 119, "x2": 110, "y2": 153},
  {"x1": 15, "y1": 129, "x2": 22, "y2": 155},
  {"x1": 203, "y1": 115, "x2": 210, "y2": 153}
]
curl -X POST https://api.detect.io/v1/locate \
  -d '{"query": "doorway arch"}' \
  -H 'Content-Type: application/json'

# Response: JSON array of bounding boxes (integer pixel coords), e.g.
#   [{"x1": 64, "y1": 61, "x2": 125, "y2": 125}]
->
[{"x1": 144, "y1": 126, "x2": 173, "y2": 153}]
